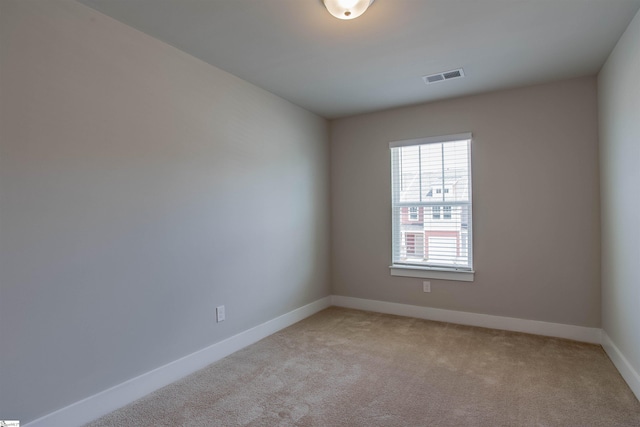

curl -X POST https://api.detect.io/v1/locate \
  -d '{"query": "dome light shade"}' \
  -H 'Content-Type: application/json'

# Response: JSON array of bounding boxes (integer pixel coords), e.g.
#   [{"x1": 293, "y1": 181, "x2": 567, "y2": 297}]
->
[{"x1": 323, "y1": 0, "x2": 375, "y2": 20}]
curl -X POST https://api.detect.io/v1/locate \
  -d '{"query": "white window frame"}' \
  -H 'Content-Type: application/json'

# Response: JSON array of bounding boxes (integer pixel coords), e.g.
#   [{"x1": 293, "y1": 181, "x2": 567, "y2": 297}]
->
[{"x1": 389, "y1": 133, "x2": 474, "y2": 282}]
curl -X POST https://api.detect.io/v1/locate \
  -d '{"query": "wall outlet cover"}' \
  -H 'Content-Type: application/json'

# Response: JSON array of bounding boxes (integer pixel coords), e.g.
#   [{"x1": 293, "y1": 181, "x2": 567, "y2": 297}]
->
[{"x1": 216, "y1": 305, "x2": 225, "y2": 322}]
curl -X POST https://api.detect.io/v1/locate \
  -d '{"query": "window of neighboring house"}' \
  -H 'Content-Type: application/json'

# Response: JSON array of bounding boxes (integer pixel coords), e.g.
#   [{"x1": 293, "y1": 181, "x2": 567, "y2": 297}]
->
[
  {"x1": 432, "y1": 206, "x2": 441, "y2": 219},
  {"x1": 404, "y1": 233, "x2": 424, "y2": 258},
  {"x1": 390, "y1": 133, "x2": 474, "y2": 282},
  {"x1": 409, "y1": 206, "x2": 418, "y2": 221},
  {"x1": 443, "y1": 206, "x2": 452, "y2": 219},
  {"x1": 406, "y1": 233, "x2": 416, "y2": 255}
]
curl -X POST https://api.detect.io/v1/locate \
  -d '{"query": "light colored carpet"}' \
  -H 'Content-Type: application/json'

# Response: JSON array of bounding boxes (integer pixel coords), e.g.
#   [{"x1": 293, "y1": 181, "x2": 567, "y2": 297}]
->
[{"x1": 86, "y1": 307, "x2": 640, "y2": 426}]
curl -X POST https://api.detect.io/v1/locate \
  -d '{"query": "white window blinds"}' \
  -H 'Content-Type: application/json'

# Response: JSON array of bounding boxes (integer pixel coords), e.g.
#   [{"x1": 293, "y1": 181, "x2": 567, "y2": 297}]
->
[{"x1": 390, "y1": 134, "x2": 473, "y2": 271}]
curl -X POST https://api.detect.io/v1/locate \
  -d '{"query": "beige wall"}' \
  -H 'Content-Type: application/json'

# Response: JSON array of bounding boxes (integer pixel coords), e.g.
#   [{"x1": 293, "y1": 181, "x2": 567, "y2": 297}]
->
[
  {"x1": 0, "y1": 1, "x2": 330, "y2": 423},
  {"x1": 331, "y1": 77, "x2": 601, "y2": 327},
  {"x1": 598, "y1": 9, "x2": 640, "y2": 377},
  {"x1": 0, "y1": 0, "x2": 621, "y2": 423}
]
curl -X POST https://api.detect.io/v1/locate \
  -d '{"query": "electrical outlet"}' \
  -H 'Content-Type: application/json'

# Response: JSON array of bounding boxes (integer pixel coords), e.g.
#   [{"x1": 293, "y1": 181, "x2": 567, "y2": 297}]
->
[
  {"x1": 216, "y1": 305, "x2": 225, "y2": 323},
  {"x1": 423, "y1": 281, "x2": 431, "y2": 293}
]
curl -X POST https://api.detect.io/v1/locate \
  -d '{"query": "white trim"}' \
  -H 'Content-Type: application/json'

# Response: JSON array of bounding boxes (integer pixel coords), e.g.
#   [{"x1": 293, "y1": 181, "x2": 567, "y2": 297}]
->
[
  {"x1": 602, "y1": 332, "x2": 640, "y2": 400},
  {"x1": 390, "y1": 266, "x2": 475, "y2": 281},
  {"x1": 24, "y1": 297, "x2": 332, "y2": 427},
  {"x1": 389, "y1": 132, "x2": 472, "y2": 148},
  {"x1": 331, "y1": 295, "x2": 601, "y2": 344},
  {"x1": 25, "y1": 295, "x2": 620, "y2": 427}
]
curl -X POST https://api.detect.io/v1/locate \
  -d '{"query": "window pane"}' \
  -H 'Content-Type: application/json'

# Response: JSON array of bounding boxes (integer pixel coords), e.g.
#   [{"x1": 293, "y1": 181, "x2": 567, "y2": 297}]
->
[{"x1": 391, "y1": 136, "x2": 472, "y2": 271}]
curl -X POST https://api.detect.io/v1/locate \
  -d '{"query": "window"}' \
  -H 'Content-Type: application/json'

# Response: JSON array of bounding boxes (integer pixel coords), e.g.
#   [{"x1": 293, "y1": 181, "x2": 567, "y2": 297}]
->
[
  {"x1": 443, "y1": 206, "x2": 452, "y2": 219},
  {"x1": 404, "y1": 232, "x2": 424, "y2": 257},
  {"x1": 432, "y1": 206, "x2": 441, "y2": 219},
  {"x1": 390, "y1": 133, "x2": 474, "y2": 281},
  {"x1": 406, "y1": 234, "x2": 416, "y2": 255},
  {"x1": 409, "y1": 206, "x2": 418, "y2": 221}
]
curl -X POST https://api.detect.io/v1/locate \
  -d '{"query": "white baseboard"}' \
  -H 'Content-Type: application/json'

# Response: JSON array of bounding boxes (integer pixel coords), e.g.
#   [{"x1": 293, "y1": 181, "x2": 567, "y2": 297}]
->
[
  {"x1": 602, "y1": 332, "x2": 640, "y2": 400},
  {"x1": 23, "y1": 294, "x2": 612, "y2": 427},
  {"x1": 24, "y1": 296, "x2": 332, "y2": 427},
  {"x1": 331, "y1": 295, "x2": 602, "y2": 344}
]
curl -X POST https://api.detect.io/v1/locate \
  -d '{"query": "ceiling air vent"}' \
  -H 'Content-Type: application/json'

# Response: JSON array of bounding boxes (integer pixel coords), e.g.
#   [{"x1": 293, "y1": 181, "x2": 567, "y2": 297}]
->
[{"x1": 422, "y1": 68, "x2": 465, "y2": 85}]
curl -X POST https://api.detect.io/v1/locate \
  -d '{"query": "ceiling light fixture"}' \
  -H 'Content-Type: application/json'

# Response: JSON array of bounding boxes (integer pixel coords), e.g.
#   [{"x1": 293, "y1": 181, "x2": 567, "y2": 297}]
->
[{"x1": 323, "y1": 0, "x2": 375, "y2": 20}]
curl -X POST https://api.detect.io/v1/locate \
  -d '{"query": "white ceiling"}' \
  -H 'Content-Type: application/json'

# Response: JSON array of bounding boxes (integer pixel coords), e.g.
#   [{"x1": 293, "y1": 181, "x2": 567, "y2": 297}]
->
[{"x1": 79, "y1": 0, "x2": 640, "y2": 119}]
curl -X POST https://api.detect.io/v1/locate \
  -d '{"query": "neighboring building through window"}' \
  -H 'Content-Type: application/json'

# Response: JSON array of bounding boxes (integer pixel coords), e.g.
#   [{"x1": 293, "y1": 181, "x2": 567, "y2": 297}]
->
[{"x1": 390, "y1": 133, "x2": 473, "y2": 278}]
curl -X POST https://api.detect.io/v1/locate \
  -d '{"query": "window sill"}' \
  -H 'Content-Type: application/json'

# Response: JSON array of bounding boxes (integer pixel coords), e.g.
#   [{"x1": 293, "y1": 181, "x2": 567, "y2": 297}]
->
[{"x1": 389, "y1": 265, "x2": 475, "y2": 282}]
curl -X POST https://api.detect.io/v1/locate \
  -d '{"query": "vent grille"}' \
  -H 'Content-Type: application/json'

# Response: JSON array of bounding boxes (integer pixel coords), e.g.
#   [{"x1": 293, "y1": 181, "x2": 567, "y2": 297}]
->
[
  {"x1": 423, "y1": 68, "x2": 465, "y2": 85},
  {"x1": 426, "y1": 74, "x2": 444, "y2": 83}
]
